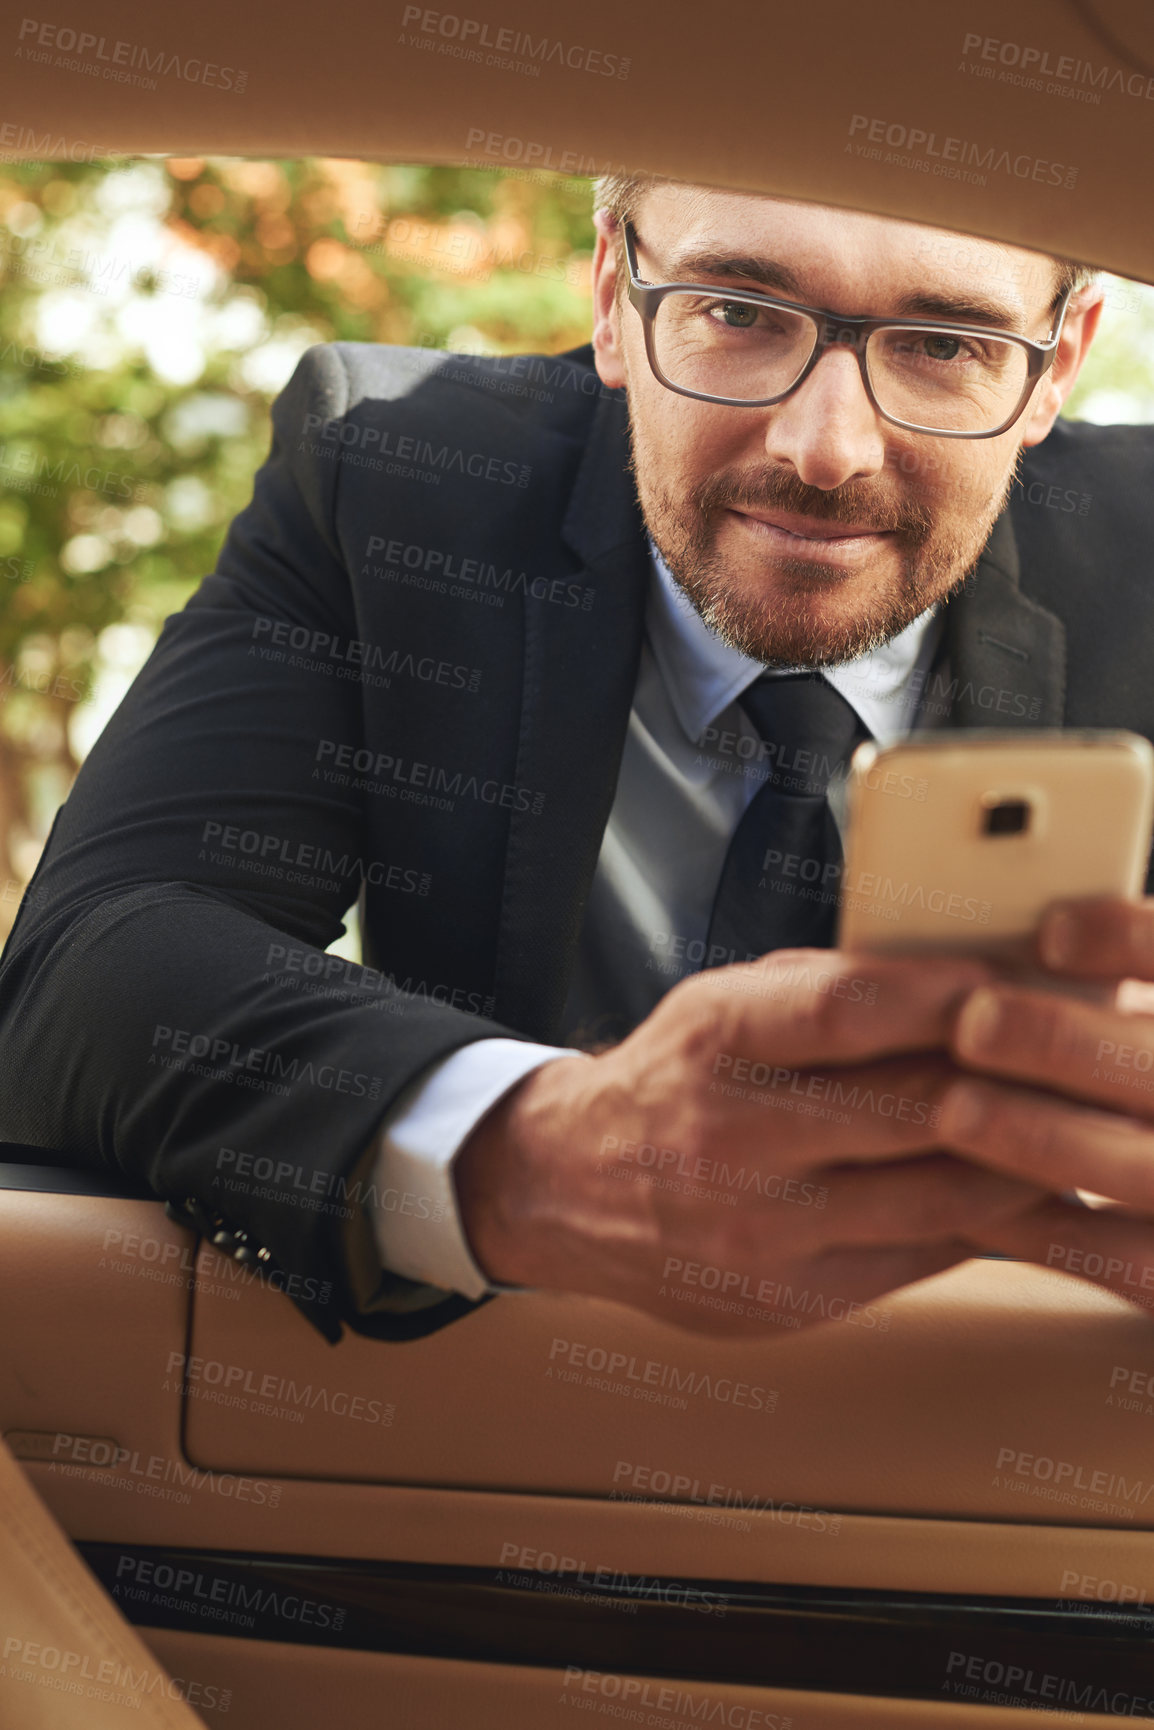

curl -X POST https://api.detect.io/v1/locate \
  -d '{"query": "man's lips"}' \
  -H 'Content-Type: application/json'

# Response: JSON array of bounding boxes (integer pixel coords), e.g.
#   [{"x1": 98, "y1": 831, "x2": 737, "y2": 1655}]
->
[{"x1": 727, "y1": 506, "x2": 894, "y2": 540}]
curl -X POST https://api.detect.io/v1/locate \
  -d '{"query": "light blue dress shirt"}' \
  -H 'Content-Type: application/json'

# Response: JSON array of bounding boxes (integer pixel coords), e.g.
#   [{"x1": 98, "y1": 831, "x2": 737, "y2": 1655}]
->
[{"x1": 370, "y1": 540, "x2": 944, "y2": 1298}]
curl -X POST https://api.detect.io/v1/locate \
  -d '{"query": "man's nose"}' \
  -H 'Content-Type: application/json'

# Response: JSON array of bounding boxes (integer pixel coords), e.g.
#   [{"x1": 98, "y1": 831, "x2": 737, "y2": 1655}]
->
[{"x1": 761, "y1": 344, "x2": 888, "y2": 490}]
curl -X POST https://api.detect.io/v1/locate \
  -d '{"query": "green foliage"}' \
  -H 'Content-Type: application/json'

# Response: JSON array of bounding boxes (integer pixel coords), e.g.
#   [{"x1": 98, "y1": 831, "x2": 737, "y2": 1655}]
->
[{"x1": 0, "y1": 157, "x2": 597, "y2": 896}]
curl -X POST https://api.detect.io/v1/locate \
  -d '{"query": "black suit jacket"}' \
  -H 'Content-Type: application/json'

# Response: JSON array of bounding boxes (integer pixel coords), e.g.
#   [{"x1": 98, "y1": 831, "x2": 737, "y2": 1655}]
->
[{"x1": 1, "y1": 341, "x2": 1152, "y2": 1344}]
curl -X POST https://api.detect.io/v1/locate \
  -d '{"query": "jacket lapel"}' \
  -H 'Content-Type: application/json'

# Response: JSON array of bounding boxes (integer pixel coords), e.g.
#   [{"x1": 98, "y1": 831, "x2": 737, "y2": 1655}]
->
[
  {"x1": 931, "y1": 507, "x2": 1067, "y2": 729},
  {"x1": 491, "y1": 386, "x2": 649, "y2": 1038}
]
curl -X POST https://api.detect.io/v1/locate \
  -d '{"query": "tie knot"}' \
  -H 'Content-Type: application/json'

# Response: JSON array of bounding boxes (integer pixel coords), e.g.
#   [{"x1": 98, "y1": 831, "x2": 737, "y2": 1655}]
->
[{"x1": 738, "y1": 671, "x2": 869, "y2": 798}]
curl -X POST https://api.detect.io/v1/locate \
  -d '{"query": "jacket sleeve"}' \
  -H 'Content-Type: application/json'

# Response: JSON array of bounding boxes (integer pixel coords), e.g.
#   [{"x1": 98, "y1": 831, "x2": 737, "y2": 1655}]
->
[{"x1": 0, "y1": 343, "x2": 541, "y2": 1344}]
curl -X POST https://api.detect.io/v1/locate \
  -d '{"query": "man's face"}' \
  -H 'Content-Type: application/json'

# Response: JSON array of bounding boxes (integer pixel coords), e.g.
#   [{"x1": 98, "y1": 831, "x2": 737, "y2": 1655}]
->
[{"x1": 591, "y1": 187, "x2": 1102, "y2": 667}]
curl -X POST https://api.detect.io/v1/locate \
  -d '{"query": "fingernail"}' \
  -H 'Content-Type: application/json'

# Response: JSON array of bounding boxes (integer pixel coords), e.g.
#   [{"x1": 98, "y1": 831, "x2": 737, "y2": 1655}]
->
[
  {"x1": 1040, "y1": 908, "x2": 1077, "y2": 969},
  {"x1": 955, "y1": 988, "x2": 1003, "y2": 1057}
]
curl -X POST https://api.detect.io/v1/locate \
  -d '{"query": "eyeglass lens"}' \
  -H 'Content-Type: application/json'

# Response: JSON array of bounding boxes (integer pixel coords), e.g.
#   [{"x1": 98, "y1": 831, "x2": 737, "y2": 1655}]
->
[{"x1": 649, "y1": 292, "x2": 1030, "y2": 432}]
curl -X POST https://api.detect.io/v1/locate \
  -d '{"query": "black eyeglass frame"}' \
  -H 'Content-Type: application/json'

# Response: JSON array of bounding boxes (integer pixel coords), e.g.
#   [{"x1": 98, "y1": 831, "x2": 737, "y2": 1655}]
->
[{"x1": 622, "y1": 218, "x2": 1073, "y2": 440}]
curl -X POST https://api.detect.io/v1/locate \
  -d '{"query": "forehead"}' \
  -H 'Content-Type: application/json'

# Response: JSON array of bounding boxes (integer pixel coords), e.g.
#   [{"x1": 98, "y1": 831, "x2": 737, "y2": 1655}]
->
[{"x1": 639, "y1": 184, "x2": 1055, "y2": 314}]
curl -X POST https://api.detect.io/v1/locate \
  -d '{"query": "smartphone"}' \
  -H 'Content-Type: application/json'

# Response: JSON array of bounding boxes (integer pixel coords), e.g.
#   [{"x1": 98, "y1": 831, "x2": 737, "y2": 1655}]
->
[{"x1": 836, "y1": 730, "x2": 1154, "y2": 989}]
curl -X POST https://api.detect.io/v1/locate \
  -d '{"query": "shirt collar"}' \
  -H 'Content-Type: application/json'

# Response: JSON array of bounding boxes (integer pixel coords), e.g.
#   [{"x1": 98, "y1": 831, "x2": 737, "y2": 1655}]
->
[{"x1": 646, "y1": 536, "x2": 941, "y2": 748}]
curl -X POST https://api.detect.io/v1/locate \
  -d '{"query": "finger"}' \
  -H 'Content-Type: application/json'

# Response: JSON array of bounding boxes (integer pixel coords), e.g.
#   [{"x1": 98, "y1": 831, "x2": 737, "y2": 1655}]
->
[
  {"x1": 937, "y1": 1077, "x2": 1154, "y2": 1211},
  {"x1": 806, "y1": 1153, "x2": 1058, "y2": 1250},
  {"x1": 976, "y1": 1195, "x2": 1154, "y2": 1315},
  {"x1": 952, "y1": 982, "x2": 1154, "y2": 1116},
  {"x1": 1038, "y1": 896, "x2": 1154, "y2": 981},
  {"x1": 705, "y1": 1052, "x2": 962, "y2": 1166},
  {"x1": 701, "y1": 946, "x2": 1000, "y2": 1071}
]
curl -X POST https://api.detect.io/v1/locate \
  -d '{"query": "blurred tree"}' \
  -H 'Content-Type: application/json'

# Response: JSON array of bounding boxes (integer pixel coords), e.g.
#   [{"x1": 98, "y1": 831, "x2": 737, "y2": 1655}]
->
[{"x1": 0, "y1": 156, "x2": 596, "y2": 933}]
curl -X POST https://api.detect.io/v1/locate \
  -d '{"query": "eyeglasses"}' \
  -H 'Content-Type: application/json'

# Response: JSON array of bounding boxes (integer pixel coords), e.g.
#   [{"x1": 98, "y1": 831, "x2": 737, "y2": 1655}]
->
[{"x1": 622, "y1": 219, "x2": 1072, "y2": 440}]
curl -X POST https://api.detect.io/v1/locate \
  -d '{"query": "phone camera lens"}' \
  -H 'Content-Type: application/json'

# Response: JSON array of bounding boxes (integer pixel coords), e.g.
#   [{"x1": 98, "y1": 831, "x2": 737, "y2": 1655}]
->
[{"x1": 982, "y1": 798, "x2": 1030, "y2": 836}]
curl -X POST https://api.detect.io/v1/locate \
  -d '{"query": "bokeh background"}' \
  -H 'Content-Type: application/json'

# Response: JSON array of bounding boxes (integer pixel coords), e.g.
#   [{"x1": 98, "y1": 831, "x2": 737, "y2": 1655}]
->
[{"x1": 2, "y1": 155, "x2": 1153, "y2": 943}]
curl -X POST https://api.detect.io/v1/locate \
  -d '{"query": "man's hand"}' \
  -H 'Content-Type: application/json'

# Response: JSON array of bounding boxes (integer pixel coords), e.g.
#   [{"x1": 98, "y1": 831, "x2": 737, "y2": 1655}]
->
[
  {"x1": 939, "y1": 896, "x2": 1154, "y2": 1312},
  {"x1": 454, "y1": 949, "x2": 1060, "y2": 1336}
]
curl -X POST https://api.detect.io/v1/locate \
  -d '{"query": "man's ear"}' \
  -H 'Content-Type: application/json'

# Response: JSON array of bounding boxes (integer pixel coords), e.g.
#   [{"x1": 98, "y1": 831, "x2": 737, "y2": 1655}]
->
[
  {"x1": 591, "y1": 210, "x2": 626, "y2": 391},
  {"x1": 1018, "y1": 285, "x2": 1106, "y2": 448}
]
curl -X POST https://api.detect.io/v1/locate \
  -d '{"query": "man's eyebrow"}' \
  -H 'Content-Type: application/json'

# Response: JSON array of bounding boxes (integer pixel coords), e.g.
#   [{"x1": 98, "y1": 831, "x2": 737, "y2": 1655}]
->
[
  {"x1": 663, "y1": 248, "x2": 803, "y2": 297},
  {"x1": 889, "y1": 288, "x2": 1026, "y2": 331},
  {"x1": 661, "y1": 248, "x2": 1027, "y2": 331}
]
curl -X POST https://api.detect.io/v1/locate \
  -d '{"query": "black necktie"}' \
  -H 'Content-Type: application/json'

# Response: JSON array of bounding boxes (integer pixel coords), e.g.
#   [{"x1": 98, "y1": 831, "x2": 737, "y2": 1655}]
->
[{"x1": 705, "y1": 673, "x2": 871, "y2": 963}]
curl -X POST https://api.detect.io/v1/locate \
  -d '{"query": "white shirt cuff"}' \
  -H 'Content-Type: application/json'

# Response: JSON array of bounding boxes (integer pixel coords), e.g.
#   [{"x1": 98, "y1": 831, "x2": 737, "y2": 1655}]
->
[{"x1": 370, "y1": 1038, "x2": 587, "y2": 1301}]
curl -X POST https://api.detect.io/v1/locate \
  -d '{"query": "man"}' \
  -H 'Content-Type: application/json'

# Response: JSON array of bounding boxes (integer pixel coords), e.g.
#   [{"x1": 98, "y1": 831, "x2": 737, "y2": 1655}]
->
[{"x1": 3, "y1": 175, "x2": 1154, "y2": 1346}]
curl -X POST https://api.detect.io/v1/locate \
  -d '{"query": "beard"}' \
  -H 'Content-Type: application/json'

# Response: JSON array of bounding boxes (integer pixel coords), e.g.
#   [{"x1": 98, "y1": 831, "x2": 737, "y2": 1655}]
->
[{"x1": 626, "y1": 419, "x2": 1016, "y2": 669}]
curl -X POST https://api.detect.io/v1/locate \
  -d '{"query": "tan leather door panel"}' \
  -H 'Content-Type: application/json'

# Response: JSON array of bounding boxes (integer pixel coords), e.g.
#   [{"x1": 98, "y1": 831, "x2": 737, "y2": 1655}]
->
[
  {"x1": 0, "y1": 1192, "x2": 191, "y2": 1503},
  {"x1": 182, "y1": 1240, "x2": 1154, "y2": 1527},
  {"x1": 7, "y1": 1188, "x2": 1154, "y2": 1610}
]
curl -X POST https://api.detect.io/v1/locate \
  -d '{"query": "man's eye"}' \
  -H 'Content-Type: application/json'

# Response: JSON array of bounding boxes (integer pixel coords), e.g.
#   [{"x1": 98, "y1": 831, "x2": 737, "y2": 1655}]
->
[
  {"x1": 708, "y1": 301, "x2": 761, "y2": 329},
  {"x1": 919, "y1": 334, "x2": 964, "y2": 361}
]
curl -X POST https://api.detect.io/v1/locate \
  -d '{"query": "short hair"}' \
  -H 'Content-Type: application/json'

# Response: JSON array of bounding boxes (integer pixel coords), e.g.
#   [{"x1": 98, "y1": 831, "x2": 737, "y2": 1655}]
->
[{"x1": 593, "y1": 171, "x2": 1099, "y2": 308}]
